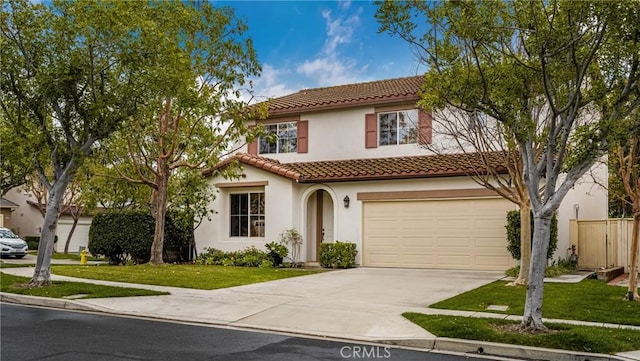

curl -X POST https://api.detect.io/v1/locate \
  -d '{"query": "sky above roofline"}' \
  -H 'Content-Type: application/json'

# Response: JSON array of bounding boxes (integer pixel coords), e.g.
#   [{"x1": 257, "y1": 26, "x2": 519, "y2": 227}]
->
[{"x1": 217, "y1": 0, "x2": 428, "y2": 102}]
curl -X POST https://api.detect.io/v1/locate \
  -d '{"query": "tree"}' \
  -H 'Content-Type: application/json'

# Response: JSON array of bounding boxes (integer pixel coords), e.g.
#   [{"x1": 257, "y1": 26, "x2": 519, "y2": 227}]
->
[
  {"x1": 418, "y1": 107, "x2": 534, "y2": 285},
  {"x1": 610, "y1": 114, "x2": 640, "y2": 300},
  {"x1": 0, "y1": 115, "x2": 33, "y2": 195},
  {"x1": 105, "y1": 1, "x2": 266, "y2": 265},
  {"x1": 376, "y1": 0, "x2": 639, "y2": 330},
  {"x1": 1, "y1": 0, "x2": 157, "y2": 286}
]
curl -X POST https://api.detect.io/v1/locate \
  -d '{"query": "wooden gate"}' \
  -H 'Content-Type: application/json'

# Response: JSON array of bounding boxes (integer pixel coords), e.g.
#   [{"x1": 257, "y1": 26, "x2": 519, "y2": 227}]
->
[{"x1": 570, "y1": 219, "x2": 634, "y2": 271}]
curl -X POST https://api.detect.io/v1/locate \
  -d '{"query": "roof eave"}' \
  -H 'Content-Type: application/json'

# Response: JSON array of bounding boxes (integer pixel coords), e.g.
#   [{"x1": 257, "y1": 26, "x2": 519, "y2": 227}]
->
[{"x1": 265, "y1": 94, "x2": 422, "y2": 117}]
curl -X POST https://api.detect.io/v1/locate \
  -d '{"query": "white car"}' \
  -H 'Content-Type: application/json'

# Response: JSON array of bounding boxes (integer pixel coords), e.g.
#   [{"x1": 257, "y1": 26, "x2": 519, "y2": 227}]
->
[{"x1": 0, "y1": 227, "x2": 28, "y2": 259}]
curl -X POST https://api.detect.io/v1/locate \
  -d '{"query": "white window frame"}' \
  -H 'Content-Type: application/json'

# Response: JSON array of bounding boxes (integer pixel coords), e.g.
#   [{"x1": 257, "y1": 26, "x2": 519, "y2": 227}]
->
[
  {"x1": 378, "y1": 109, "x2": 419, "y2": 146},
  {"x1": 229, "y1": 192, "x2": 265, "y2": 238},
  {"x1": 259, "y1": 122, "x2": 297, "y2": 154}
]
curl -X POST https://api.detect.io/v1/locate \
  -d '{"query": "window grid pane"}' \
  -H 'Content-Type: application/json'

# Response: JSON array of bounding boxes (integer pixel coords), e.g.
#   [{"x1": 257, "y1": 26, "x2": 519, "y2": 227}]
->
[
  {"x1": 259, "y1": 122, "x2": 297, "y2": 154},
  {"x1": 230, "y1": 192, "x2": 265, "y2": 238}
]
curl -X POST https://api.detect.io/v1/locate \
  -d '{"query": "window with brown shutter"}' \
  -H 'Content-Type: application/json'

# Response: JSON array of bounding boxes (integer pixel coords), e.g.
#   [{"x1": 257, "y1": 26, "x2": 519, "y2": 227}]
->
[
  {"x1": 418, "y1": 110, "x2": 433, "y2": 145},
  {"x1": 297, "y1": 120, "x2": 308, "y2": 153},
  {"x1": 247, "y1": 126, "x2": 258, "y2": 155},
  {"x1": 365, "y1": 113, "x2": 377, "y2": 148}
]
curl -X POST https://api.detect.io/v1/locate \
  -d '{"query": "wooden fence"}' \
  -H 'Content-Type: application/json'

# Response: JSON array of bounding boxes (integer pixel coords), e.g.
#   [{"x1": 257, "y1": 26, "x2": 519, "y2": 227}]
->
[{"x1": 569, "y1": 218, "x2": 636, "y2": 272}]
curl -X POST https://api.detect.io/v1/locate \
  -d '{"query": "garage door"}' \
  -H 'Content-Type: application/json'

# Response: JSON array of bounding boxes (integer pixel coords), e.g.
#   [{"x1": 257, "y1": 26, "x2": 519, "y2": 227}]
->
[
  {"x1": 56, "y1": 218, "x2": 91, "y2": 253},
  {"x1": 363, "y1": 197, "x2": 515, "y2": 270}
]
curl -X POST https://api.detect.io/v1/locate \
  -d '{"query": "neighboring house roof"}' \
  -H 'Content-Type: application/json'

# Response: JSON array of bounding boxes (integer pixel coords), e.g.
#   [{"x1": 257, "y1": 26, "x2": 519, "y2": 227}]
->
[
  {"x1": 261, "y1": 75, "x2": 424, "y2": 116},
  {"x1": 0, "y1": 198, "x2": 19, "y2": 209},
  {"x1": 26, "y1": 200, "x2": 99, "y2": 217},
  {"x1": 209, "y1": 152, "x2": 508, "y2": 183}
]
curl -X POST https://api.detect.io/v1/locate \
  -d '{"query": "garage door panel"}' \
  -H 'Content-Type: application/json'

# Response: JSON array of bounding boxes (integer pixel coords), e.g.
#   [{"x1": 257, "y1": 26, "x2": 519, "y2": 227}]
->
[{"x1": 363, "y1": 197, "x2": 515, "y2": 271}]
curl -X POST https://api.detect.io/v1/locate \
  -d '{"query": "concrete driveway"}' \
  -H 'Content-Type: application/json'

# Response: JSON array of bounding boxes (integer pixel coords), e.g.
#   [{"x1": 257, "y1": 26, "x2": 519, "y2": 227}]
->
[{"x1": 66, "y1": 267, "x2": 504, "y2": 343}]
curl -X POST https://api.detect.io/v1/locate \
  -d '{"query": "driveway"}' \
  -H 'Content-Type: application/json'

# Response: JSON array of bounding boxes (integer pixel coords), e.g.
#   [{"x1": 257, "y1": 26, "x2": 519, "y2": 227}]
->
[{"x1": 69, "y1": 267, "x2": 504, "y2": 342}]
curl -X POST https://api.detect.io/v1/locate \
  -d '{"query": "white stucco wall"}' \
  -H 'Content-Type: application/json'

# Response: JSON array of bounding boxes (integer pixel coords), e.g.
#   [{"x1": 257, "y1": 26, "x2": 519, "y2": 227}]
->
[
  {"x1": 195, "y1": 166, "x2": 296, "y2": 253},
  {"x1": 3, "y1": 188, "x2": 43, "y2": 238},
  {"x1": 196, "y1": 160, "x2": 608, "y2": 266},
  {"x1": 240, "y1": 105, "x2": 435, "y2": 162}
]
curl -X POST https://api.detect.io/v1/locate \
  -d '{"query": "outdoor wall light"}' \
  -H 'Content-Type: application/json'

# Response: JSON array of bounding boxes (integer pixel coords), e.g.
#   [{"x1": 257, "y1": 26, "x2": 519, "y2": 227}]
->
[{"x1": 343, "y1": 196, "x2": 350, "y2": 208}]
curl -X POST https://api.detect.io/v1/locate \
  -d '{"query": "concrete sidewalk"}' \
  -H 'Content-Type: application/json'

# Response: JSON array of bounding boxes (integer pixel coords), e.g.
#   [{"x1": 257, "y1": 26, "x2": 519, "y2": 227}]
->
[{"x1": 1, "y1": 265, "x2": 639, "y2": 361}]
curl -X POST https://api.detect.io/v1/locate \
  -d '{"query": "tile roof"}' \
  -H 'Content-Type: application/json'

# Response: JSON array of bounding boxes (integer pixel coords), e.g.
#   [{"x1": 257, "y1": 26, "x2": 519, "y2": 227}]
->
[
  {"x1": 0, "y1": 198, "x2": 19, "y2": 209},
  {"x1": 260, "y1": 75, "x2": 424, "y2": 116},
  {"x1": 213, "y1": 152, "x2": 508, "y2": 183}
]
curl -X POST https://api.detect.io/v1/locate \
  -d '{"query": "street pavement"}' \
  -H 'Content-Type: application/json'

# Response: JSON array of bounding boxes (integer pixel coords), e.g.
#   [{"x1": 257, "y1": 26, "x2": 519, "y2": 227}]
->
[{"x1": 2, "y1": 257, "x2": 639, "y2": 361}]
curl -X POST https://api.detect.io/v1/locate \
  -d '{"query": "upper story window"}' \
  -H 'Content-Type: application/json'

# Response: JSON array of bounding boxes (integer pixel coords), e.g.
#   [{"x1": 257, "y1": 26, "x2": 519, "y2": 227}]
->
[
  {"x1": 259, "y1": 122, "x2": 297, "y2": 154},
  {"x1": 378, "y1": 109, "x2": 419, "y2": 146}
]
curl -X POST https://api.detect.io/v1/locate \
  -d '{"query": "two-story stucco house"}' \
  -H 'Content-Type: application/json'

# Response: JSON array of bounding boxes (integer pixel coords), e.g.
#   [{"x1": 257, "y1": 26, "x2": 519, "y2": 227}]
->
[{"x1": 194, "y1": 76, "x2": 608, "y2": 271}]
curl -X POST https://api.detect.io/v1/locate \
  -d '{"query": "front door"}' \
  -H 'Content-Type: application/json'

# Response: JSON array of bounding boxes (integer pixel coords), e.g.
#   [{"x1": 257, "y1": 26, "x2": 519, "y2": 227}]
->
[{"x1": 307, "y1": 189, "x2": 334, "y2": 262}]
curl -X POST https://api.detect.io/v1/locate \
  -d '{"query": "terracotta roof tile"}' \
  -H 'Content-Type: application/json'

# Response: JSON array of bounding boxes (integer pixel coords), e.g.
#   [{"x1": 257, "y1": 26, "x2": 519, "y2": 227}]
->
[
  {"x1": 260, "y1": 76, "x2": 424, "y2": 116},
  {"x1": 218, "y1": 152, "x2": 508, "y2": 183}
]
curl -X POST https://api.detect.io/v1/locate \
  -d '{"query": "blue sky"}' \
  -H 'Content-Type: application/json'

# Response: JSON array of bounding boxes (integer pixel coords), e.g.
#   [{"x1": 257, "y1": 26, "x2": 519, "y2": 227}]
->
[{"x1": 218, "y1": 1, "x2": 427, "y2": 100}]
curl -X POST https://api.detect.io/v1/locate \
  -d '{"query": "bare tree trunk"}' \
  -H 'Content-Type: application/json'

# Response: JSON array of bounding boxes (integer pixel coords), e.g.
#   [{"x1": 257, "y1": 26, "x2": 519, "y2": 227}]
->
[
  {"x1": 520, "y1": 213, "x2": 552, "y2": 331},
  {"x1": 628, "y1": 198, "x2": 639, "y2": 301},
  {"x1": 30, "y1": 182, "x2": 67, "y2": 287},
  {"x1": 149, "y1": 163, "x2": 168, "y2": 265},
  {"x1": 510, "y1": 202, "x2": 531, "y2": 286},
  {"x1": 63, "y1": 217, "x2": 79, "y2": 254}
]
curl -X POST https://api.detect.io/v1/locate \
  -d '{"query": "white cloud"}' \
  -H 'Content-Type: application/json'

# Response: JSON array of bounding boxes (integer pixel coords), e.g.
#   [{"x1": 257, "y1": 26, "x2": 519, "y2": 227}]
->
[
  {"x1": 246, "y1": 64, "x2": 296, "y2": 101},
  {"x1": 296, "y1": 6, "x2": 367, "y2": 86}
]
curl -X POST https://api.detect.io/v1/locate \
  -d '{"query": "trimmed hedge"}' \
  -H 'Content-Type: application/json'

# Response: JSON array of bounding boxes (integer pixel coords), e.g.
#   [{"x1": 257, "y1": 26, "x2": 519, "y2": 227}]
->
[
  {"x1": 88, "y1": 210, "x2": 193, "y2": 265},
  {"x1": 24, "y1": 236, "x2": 58, "y2": 250},
  {"x1": 506, "y1": 210, "x2": 558, "y2": 260},
  {"x1": 320, "y1": 241, "x2": 357, "y2": 268},
  {"x1": 196, "y1": 246, "x2": 270, "y2": 267}
]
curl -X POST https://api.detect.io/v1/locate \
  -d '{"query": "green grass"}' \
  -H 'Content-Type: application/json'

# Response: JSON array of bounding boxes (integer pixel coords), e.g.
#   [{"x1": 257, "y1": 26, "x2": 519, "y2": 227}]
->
[
  {"x1": 51, "y1": 264, "x2": 324, "y2": 290},
  {"x1": 0, "y1": 272, "x2": 167, "y2": 299},
  {"x1": 403, "y1": 313, "x2": 640, "y2": 354},
  {"x1": 430, "y1": 280, "x2": 640, "y2": 325},
  {"x1": 51, "y1": 253, "x2": 103, "y2": 261},
  {"x1": 0, "y1": 262, "x2": 35, "y2": 268}
]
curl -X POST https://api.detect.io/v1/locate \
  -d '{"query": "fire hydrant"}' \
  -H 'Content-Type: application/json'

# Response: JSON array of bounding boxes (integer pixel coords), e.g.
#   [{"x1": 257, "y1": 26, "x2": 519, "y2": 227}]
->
[{"x1": 80, "y1": 249, "x2": 88, "y2": 265}]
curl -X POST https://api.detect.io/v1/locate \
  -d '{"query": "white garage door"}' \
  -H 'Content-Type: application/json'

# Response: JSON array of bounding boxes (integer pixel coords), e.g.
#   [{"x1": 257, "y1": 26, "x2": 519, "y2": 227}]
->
[
  {"x1": 363, "y1": 197, "x2": 515, "y2": 270},
  {"x1": 56, "y1": 218, "x2": 92, "y2": 253}
]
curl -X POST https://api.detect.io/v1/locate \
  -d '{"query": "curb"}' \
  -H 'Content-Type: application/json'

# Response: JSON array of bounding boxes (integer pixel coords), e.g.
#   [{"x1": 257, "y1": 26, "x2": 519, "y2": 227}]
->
[
  {"x1": 0, "y1": 293, "x2": 634, "y2": 361},
  {"x1": 425, "y1": 338, "x2": 631, "y2": 361}
]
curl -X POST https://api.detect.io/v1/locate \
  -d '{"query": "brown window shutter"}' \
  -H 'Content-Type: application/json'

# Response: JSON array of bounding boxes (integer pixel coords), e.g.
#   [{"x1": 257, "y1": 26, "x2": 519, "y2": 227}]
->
[
  {"x1": 418, "y1": 110, "x2": 433, "y2": 145},
  {"x1": 247, "y1": 126, "x2": 258, "y2": 155},
  {"x1": 297, "y1": 120, "x2": 308, "y2": 153},
  {"x1": 365, "y1": 113, "x2": 377, "y2": 148}
]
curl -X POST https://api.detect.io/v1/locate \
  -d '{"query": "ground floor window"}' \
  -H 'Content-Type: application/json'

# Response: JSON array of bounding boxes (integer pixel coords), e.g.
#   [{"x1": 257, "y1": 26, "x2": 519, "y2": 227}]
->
[{"x1": 230, "y1": 192, "x2": 265, "y2": 237}]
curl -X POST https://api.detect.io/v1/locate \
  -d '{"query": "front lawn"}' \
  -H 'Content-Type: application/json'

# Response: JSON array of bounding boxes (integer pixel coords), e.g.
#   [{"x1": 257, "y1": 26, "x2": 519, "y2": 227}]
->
[
  {"x1": 51, "y1": 253, "x2": 103, "y2": 261},
  {"x1": 430, "y1": 280, "x2": 640, "y2": 325},
  {"x1": 52, "y1": 264, "x2": 324, "y2": 290},
  {"x1": 0, "y1": 272, "x2": 167, "y2": 299},
  {"x1": 404, "y1": 313, "x2": 640, "y2": 354}
]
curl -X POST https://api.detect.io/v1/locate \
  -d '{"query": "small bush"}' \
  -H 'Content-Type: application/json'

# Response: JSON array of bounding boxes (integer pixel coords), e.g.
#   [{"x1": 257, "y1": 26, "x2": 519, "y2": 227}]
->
[
  {"x1": 506, "y1": 210, "x2": 558, "y2": 260},
  {"x1": 196, "y1": 246, "x2": 269, "y2": 267},
  {"x1": 24, "y1": 235, "x2": 58, "y2": 250},
  {"x1": 265, "y1": 241, "x2": 288, "y2": 267},
  {"x1": 320, "y1": 241, "x2": 357, "y2": 269}
]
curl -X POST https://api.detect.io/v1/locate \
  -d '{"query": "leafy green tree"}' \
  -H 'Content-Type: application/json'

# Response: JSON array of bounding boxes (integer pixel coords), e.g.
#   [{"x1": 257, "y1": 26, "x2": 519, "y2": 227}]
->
[
  {"x1": 0, "y1": 115, "x2": 33, "y2": 195},
  {"x1": 376, "y1": 0, "x2": 639, "y2": 330},
  {"x1": 609, "y1": 114, "x2": 640, "y2": 300},
  {"x1": 1, "y1": 0, "x2": 160, "y2": 285},
  {"x1": 103, "y1": 1, "x2": 266, "y2": 265}
]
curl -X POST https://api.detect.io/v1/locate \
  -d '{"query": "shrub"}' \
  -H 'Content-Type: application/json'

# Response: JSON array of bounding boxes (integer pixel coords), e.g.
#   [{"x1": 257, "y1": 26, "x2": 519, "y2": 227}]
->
[
  {"x1": 196, "y1": 246, "x2": 269, "y2": 267},
  {"x1": 320, "y1": 241, "x2": 357, "y2": 268},
  {"x1": 265, "y1": 241, "x2": 288, "y2": 267},
  {"x1": 505, "y1": 210, "x2": 558, "y2": 260},
  {"x1": 88, "y1": 210, "x2": 193, "y2": 265},
  {"x1": 24, "y1": 235, "x2": 58, "y2": 250}
]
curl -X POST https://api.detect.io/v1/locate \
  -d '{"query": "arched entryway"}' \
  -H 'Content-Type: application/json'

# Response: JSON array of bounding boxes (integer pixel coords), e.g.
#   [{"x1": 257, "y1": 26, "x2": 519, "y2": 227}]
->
[{"x1": 304, "y1": 188, "x2": 335, "y2": 262}]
